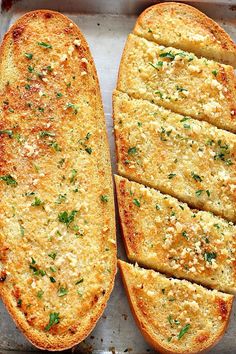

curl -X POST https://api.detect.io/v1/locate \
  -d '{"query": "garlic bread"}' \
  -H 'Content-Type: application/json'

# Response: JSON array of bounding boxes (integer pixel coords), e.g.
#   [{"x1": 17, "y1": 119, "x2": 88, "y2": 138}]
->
[
  {"x1": 113, "y1": 91, "x2": 236, "y2": 222},
  {"x1": 117, "y1": 34, "x2": 236, "y2": 132},
  {"x1": 119, "y1": 260, "x2": 233, "y2": 354},
  {"x1": 0, "y1": 10, "x2": 116, "y2": 351},
  {"x1": 134, "y1": 2, "x2": 236, "y2": 67},
  {"x1": 116, "y1": 176, "x2": 236, "y2": 293}
]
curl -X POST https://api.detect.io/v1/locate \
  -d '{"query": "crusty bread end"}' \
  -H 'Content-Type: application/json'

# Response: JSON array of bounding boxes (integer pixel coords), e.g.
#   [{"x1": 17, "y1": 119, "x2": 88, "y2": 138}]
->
[
  {"x1": 119, "y1": 260, "x2": 233, "y2": 354},
  {"x1": 134, "y1": 2, "x2": 236, "y2": 67}
]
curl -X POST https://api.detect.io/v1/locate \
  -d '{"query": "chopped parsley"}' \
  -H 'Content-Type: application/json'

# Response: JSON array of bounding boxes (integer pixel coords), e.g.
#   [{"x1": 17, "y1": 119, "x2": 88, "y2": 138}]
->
[
  {"x1": 0, "y1": 130, "x2": 13, "y2": 137},
  {"x1": 48, "y1": 252, "x2": 57, "y2": 260},
  {"x1": 160, "y1": 127, "x2": 172, "y2": 141},
  {"x1": 58, "y1": 158, "x2": 65, "y2": 167},
  {"x1": 0, "y1": 174, "x2": 17, "y2": 186},
  {"x1": 31, "y1": 197, "x2": 43, "y2": 206},
  {"x1": 20, "y1": 224, "x2": 25, "y2": 236},
  {"x1": 37, "y1": 290, "x2": 44, "y2": 299},
  {"x1": 45, "y1": 65, "x2": 53, "y2": 72},
  {"x1": 29, "y1": 258, "x2": 46, "y2": 276},
  {"x1": 182, "y1": 231, "x2": 188, "y2": 240},
  {"x1": 149, "y1": 61, "x2": 163, "y2": 69},
  {"x1": 85, "y1": 147, "x2": 92, "y2": 154},
  {"x1": 180, "y1": 117, "x2": 189, "y2": 123},
  {"x1": 49, "y1": 141, "x2": 61, "y2": 152},
  {"x1": 195, "y1": 190, "x2": 204, "y2": 197},
  {"x1": 183, "y1": 123, "x2": 191, "y2": 129},
  {"x1": 70, "y1": 169, "x2": 77, "y2": 183},
  {"x1": 58, "y1": 210, "x2": 78, "y2": 226},
  {"x1": 45, "y1": 312, "x2": 60, "y2": 331},
  {"x1": 38, "y1": 42, "x2": 52, "y2": 49},
  {"x1": 204, "y1": 252, "x2": 217, "y2": 264},
  {"x1": 191, "y1": 172, "x2": 203, "y2": 182},
  {"x1": 25, "y1": 53, "x2": 33, "y2": 60},
  {"x1": 17, "y1": 299, "x2": 22, "y2": 307},
  {"x1": 39, "y1": 131, "x2": 55, "y2": 138},
  {"x1": 28, "y1": 65, "x2": 34, "y2": 73},
  {"x1": 159, "y1": 51, "x2": 175, "y2": 60},
  {"x1": 50, "y1": 276, "x2": 56, "y2": 283},
  {"x1": 100, "y1": 195, "x2": 109, "y2": 203},
  {"x1": 212, "y1": 70, "x2": 218, "y2": 76},
  {"x1": 155, "y1": 90, "x2": 163, "y2": 99},
  {"x1": 58, "y1": 287, "x2": 68, "y2": 297},
  {"x1": 66, "y1": 102, "x2": 78, "y2": 114},
  {"x1": 168, "y1": 315, "x2": 180, "y2": 327},
  {"x1": 133, "y1": 198, "x2": 140, "y2": 207},
  {"x1": 176, "y1": 85, "x2": 187, "y2": 92},
  {"x1": 168, "y1": 173, "x2": 176, "y2": 179},
  {"x1": 178, "y1": 324, "x2": 190, "y2": 340},
  {"x1": 56, "y1": 92, "x2": 63, "y2": 98},
  {"x1": 213, "y1": 223, "x2": 220, "y2": 229},
  {"x1": 86, "y1": 132, "x2": 92, "y2": 140},
  {"x1": 128, "y1": 146, "x2": 137, "y2": 155},
  {"x1": 55, "y1": 193, "x2": 66, "y2": 204}
]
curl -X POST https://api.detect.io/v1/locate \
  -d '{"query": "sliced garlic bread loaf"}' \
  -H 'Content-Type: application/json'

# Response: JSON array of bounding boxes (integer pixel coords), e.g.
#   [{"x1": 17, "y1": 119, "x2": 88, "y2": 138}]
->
[
  {"x1": 0, "y1": 10, "x2": 116, "y2": 350},
  {"x1": 117, "y1": 34, "x2": 236, "y2": 132},
  {"x1": 133, "y1": 2, "x2": 236, "y2": 67},
  {"x1": 119, "y1": 260, "x2": 234, "y2": 354},
  {"x1": 113, "y1": 91, "x2": 236, "y2": 222},
  {"x1": 115, "y1": 176, "x2": 236, "y2": 293}
]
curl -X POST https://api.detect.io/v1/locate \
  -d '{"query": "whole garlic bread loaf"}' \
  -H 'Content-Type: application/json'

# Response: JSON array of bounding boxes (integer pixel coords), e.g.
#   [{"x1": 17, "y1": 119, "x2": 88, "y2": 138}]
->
[
  {"x1": 119, "y1": 260, "x2": 234, "y2": 354},
  {"x1": 115, "y1": 175, "x2": 236, "y2": 293},
  {"x1": 134, "y1": 2, "x2": 236, "y2": 67},
  {"x1": 115, "y1": 3, "x2": 236, "y2": 353},
  {"x1": 113, "y1": 91, "x2": 236, "y2": 222},
  {"x1": 0, "y1": 10, "x2": 116, "y2": 350}
]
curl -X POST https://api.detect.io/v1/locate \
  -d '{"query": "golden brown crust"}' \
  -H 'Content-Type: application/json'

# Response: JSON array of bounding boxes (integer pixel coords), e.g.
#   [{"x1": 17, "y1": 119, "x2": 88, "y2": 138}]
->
[
  {"x1": 113, "y1": 91, "x2": 236, "y2": 223},
  {"x1": 118, "y1": 260, "x2": 234, "y2": 354},
  {"x1": 117, "y1": 34, "x2": 236, "y2": 132},
  {"x1": 134, "y1": 2, "x2": 236, "y2": 67},
  {"x1": 115, "y1": 175, "x2": 236, "y2": 293},
  {"x1": 0, "y1": 10, "x2": 116, "y2": 351}
]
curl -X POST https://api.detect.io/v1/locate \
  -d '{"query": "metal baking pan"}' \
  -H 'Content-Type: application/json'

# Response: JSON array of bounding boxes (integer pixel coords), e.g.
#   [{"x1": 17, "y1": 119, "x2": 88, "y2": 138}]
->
[{"x1": 0, "y1": 1, "x2": 236, "y2": 353}]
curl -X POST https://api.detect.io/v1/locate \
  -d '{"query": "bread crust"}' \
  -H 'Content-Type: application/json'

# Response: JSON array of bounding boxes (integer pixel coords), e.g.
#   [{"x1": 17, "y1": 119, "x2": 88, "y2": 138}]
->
[
  {"x1": 0, "y1": 10, "x2": 116, "y2": 351},
  {"x1": 134, "y1": 2, "x2": 236, "y2": 67},
  {"x1": 113, "y1": 91, "x2": 236, "y2": 222},
  {"x1": 118, "y1": 260, "x2": 234, "y2": 354},
  {"x1": 116, "y1": 33, "x2": 236, "y2": 133},
  {"x1": 115, "y1": 175, "x2": 236, "y2": 293}
]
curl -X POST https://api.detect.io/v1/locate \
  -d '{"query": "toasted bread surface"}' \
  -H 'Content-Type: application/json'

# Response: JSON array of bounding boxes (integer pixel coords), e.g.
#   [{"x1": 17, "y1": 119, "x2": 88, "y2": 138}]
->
[
  {"x1": 115, "y1": 175, "x2": 236, "y2": 293},
  {"x1": 113, "y1": 91, "x2": 236, "y2": 222},
  {"x1": 117, "y1": 34, "x2": 236, "y2": 132},
  {"x1": 118, "y1": 260, "x2": 234, "y2": 354},
  {"x1": 0, "y1": 10, "x2": 116, "y2": 350},
  {"x1": 134, "y1": 2, "x2": 236, "y2": 67}
]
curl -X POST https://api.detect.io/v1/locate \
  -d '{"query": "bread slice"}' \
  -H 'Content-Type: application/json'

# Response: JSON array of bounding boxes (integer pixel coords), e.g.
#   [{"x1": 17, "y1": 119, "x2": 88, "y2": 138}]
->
[
  {"x1": 0, "y1": 11, "x2": 116, "y2": 350},
  {"x1": 133, "y1": 2, "x2": 236, "y2": 67},
  {"x1": 117, "y1": 34, "x2": 236, "y2": 132},
  {"x1": 118, "y1": 260, "x2": 234, "y2": 354},
  {"x1": 115, "y1": 175, "x2": 236, "y2": 293},
  {"x1": 113, "y1": 91, "x2": 236, "y2": 222}
]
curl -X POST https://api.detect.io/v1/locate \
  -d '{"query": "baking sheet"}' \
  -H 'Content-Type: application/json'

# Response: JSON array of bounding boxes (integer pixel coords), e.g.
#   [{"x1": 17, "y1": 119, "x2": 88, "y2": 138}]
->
[{"x1": 0, "y1": 1, "x2": 236, "y2": 353}]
